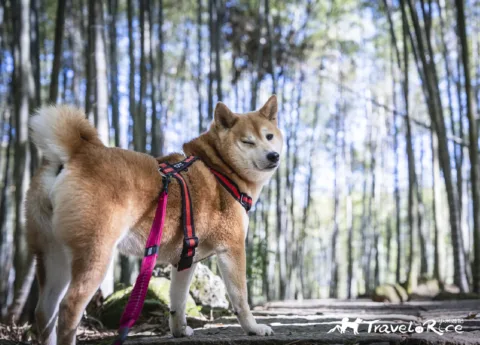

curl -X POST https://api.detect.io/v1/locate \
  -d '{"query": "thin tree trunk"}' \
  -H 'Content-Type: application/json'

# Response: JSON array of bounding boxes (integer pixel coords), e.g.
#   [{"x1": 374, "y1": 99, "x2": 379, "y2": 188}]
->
[
  {"x1": 432, "y1": 132, "x2": 443, "y2": 283},
  {"x1": 197, "y1": 0, "x2": 203, "y2": 133},
  {"x1": 91, "y1": 0, "x2": 112, "y2": 296},
  {"x1": 108, "y1": 0, "x2": 120, "y2": 147},
  {"x1": 275, "y1": 80, "x2": 287, "y2": 300},
  {"x1": 48, "y1": 0, "x2": 66, "y2": 103},
  {"x1": 127, "y1": 0, "x2": 135, "y2": 146},
  {"x1": 405, "y1": 0, "x2": 469, "y2": 291},
  {"x1": 207, "y1": 0, "x2": 214, "y2": 121},
  {"x1": 214, "y1": 0, "x2": 222, "y2": 102},
  {"x1": 329, "y1": 71, "x2": 341, "y2": 299},
  {"x1": 384, "y1": 0, "x2": 402, "y2": 284},
  {"x1": 151, "y1": 0, "x2": 164, "y2": 156},
  {"x1": 265, "y1": 0, "x2": 276, "y2": 93},
  {"x1": 456, "y1": 0, "x2": 480, "y2": 293},
  {"x1": 94, "y1": 0, "x2": 109, "y2": 145},
  {"x1": 135, "y1": 0, "x2": 147, "y2": 152},
  {"x1": 12, "y1": 0, "x2": 32, "y2": 300},
  {"x1": 7, "y1": 256, "x2": 34, "y2": 323},
  {"x1": 85, "y1": 0, "x2": 95, "y2": 119},
  {"x1": 346, "y1": 142, "x2": 355, "y2": 298},
  {"x1": 120, "y1": 0, "x2": 138, "y2": 285},
  {"x1": 417, "y1": 137, "x2": 428, "y2": 276},
  {"x1": 0, "y1": 108, "x2": 14, "y2": 318}
]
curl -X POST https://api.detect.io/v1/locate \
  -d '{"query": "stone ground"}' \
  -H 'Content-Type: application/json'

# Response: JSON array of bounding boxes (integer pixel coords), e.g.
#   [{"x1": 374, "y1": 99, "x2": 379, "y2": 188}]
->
[{"x1": 1, "y1": 299, "x2": 479, "y2": 344}]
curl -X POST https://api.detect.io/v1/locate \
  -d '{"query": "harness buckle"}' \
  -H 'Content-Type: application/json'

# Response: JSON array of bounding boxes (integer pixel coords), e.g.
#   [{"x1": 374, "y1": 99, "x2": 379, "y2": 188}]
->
[
  {"x1": 239, "y1": 193, "x2": 251, "y2": 210},
  {"x1": 183, "y1": 236, "x2": 199, "y2": 249},
  {"x1": 162, "y1": 175, "x2": 171, "y2": 194}
]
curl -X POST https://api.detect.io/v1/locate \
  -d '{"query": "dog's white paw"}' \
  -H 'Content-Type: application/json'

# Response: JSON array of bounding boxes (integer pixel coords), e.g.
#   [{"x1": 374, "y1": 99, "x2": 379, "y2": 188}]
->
[
  {"x1": 171, "y1": 325, "x2": 194, "y2": 338},
  {"x1": 247, "y1": 324, "x2": 274, "y2": 336}
]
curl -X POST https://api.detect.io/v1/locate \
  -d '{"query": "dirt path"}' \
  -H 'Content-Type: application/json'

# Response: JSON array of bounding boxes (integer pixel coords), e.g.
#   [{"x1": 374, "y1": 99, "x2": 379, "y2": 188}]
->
[
  {"x1": 87, "y1": 299, "x2": 480, "y2": 344},
  {"x1": 1, "y1": 299, "x2": 479, "y2": 344}
]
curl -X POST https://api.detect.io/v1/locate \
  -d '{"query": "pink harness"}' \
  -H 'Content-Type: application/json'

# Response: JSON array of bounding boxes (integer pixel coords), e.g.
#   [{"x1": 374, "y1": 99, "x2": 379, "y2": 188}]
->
[{"x1": 112, "y1": 180, "x2": 169, "y2": 344}]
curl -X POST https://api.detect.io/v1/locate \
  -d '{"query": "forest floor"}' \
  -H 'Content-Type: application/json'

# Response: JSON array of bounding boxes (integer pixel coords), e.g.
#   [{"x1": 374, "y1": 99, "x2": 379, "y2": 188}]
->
[{"x1": 1, "y1": 299, "x2": 480, "y2": 344}]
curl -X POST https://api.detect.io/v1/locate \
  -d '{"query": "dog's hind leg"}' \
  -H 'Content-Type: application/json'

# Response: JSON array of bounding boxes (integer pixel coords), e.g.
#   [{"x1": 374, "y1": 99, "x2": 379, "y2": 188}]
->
[
  {"x1": 169, "y1": 263, "x2": 197, "y2": 337},
  {"x1": 35, "y1": 241, "x2": 72, "y2": 345},
  {"x1": 55, "y1": 236, "x2": 116, "y2": 345},
  {"x1": 56, "y1": 242, "x2": 115, "y2": 345},
  {"x1": 216, "y1": 244, "x2": 274, "y2": 336},
  {"x1": 54, "y1": 209, "x2": 125, "y2": 345}
]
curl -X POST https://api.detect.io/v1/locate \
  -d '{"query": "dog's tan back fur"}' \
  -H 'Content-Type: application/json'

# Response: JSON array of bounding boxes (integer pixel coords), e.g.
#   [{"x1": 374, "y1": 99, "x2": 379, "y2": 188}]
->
[{"x1": 27, "y1": 96, "x2": 282, "y2": 345}]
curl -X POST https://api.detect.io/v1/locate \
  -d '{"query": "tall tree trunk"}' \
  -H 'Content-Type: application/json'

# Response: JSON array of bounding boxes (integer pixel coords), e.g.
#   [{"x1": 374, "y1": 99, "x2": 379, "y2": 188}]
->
[
  {"x1": 120, "y1": 0, "x2": 138, "y2": 285},
  {"x1": 12, "y1": 0, "x2": 32, "y2": 301},
  {"x1": 346, "y1": 141, "x2": 355, "y2": 297},
  {"x1": 85, "y1": 0, "x2": 95, "y2": 119},
  {"x1": 48, "y1": 0, "x2": 66, "y2": 103},
  {"x1": 405, "y1": 0, "x2": 469, "y2": 292},
  {"x1": 90, "y1": 0, "x2": 112, "y2": 296},
  {"x1": 196, "y1": 0, "x2": 203, "y2": 133},
  {"x1": 402, "y1": 12, "x2": 418, "y2": 291},
  {"x1": 432, "y1": 133, "x2": 443, "y2": 283},
  {"x1": 265, "y1": 0, "x2": 276, "y2": 93},
  {"x1": 108, "y1": 0, "x2": 120, "y2": 147},
  {"x1": 329, "y1": 71, "x2": 341, "y2": 299},
  {"x1": 214, "y1": 0, "x2": 222, "y2": 102},
  {"x1": 275, "y1": 80, "x2": 288, "y2": 300},
  {"x1": 456, "y1": 0, "x2": 480, "y2": 293},
  {"x1": 30, "y1": 0, "x2": 41, "y2": 107},
  {"x1": 93, "y1": 0, "x2": 109, "y2": 145},
  {"x1": 207, "y1": 0, "x2": 213, "y2": 121},
  {"x1": 417, "y1": 137, "x2": 428, "y2": 277},
  {"x1": 127, "y1": 0, "x2": 135, "y2": 146},
  {"x1": 151, "y1": 0, "x2": 164, "y2": 156},
  {"x1": 135, "y1": 0, "x2": 147, "y2": 152},
  {"x1": 384, "y1": 0, "x2": 403, "y2": 284},
  {"x1": 0, "y1": 108, "x2": 14, "y2": 318}
]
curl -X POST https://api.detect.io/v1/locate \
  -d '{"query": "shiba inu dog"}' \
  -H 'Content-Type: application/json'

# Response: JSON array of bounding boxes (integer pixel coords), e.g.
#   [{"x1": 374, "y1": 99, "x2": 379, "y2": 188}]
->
[{"x1": 26, "y1": 96, "x2": 282, "y2": 345}]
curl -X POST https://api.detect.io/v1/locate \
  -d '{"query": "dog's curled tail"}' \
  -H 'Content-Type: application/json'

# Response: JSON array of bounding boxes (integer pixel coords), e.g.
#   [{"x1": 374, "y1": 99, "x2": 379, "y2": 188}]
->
[{"x1": 30, "y1": 105, "x2": 103, "y2": 164}]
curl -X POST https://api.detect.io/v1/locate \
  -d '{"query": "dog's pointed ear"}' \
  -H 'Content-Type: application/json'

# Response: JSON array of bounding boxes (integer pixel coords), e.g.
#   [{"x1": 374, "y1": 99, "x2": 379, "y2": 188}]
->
[
  {"x1": 214, "y1": 102, "x2": 238, "y2": 129},
  {"x1": 259, "y1": 95, "x2": 278, "y2": 124}
]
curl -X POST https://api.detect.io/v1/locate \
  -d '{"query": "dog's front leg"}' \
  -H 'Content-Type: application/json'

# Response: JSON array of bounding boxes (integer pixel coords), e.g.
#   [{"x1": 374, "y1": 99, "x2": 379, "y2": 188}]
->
[
  {"x1": 217, "y1": 246, "x2": 273, "y2": 336},
  {"x1": 169, "y1": 263, "x2": 197, "y2": 337}
]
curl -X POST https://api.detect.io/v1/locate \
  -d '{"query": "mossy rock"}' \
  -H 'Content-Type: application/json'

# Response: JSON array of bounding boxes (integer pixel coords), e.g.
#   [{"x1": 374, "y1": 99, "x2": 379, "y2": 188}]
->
[
  {"x1": 372, "y1": 284, "x2": 408, "y2": 303},
  {"x1": 99, "y1": 277, "x2": 201, "y2": 329}
]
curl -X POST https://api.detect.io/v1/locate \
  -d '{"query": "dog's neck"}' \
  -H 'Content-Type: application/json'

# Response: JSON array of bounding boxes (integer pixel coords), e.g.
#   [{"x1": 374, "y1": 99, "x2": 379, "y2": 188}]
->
[{"x1": 183, "y1": 132, "x2": 265, "y2": 202}]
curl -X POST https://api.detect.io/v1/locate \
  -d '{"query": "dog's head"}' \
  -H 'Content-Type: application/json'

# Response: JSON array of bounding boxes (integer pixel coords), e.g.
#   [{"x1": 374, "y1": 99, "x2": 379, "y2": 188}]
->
[{"x1": 210, "y1": 95, "x2": 283, "y2": 183}]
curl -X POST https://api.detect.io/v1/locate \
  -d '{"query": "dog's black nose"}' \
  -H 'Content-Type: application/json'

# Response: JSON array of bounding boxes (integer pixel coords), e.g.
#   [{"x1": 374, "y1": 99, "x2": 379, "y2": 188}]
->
[{"x1": 267, "y1": 152, "x2": 280, "y2": 163}]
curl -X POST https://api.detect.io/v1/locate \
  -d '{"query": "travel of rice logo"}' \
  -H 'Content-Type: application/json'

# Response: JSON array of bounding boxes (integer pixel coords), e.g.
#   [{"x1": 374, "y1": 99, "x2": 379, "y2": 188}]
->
[{"x1": 327, "y1": 317, "x2": 464, "y2": 335}]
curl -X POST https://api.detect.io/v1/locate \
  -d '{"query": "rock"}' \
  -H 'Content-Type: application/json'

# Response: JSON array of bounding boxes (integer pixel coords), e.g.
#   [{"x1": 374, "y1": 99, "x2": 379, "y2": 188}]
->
[
  {"x1": 190, "y1": 263, "x2": 229, "y2": 310},
  {"x1": 99, "y1": 277, "x2": 201, "y2": 329},
  {"x1": 372, "y1": 284, "x2": 408, "y2": 303},
  {"x1": 409, "y1": 279, "x2": 441, "y2": 301}
]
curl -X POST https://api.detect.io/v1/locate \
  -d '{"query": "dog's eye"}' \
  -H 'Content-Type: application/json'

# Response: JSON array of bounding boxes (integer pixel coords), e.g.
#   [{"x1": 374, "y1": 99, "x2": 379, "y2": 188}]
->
[
  {"x1": 242, "y1": 140, "x2": 255, "y2": 146},
  {"x1": 266, "y1": 134, "x2": 273, "y2": 141}
]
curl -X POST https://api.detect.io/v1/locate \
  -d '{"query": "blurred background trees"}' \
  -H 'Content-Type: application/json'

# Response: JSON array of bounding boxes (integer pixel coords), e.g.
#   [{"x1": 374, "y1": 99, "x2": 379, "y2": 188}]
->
[{"x1": 1, "y1": 0, "x2": 480, "y2": 321}]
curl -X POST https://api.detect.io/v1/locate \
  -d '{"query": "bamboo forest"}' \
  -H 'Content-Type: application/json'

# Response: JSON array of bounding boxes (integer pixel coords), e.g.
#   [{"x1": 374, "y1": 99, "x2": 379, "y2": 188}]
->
[{"x1": 1, "y1": 0, "x2": 480, "y2": 343}]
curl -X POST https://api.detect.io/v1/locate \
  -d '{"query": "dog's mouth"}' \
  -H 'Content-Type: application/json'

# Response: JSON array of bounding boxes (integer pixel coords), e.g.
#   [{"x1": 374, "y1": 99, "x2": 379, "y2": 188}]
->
[{"x1": 254, "y1": 162, "x2": 279, "y2": 171}]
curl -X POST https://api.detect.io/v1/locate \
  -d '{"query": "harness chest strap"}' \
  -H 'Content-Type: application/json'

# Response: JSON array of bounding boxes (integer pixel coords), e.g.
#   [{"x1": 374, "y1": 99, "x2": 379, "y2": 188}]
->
[{"x1": 158, "y1": 156, "x2": 199, "y2": 271}]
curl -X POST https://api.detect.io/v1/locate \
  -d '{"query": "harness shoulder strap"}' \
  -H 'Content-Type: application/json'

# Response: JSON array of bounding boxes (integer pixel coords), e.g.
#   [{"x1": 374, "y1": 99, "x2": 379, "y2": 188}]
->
[{"x1": 158, "y1": 156, "x2": 199, "y2": 271}]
